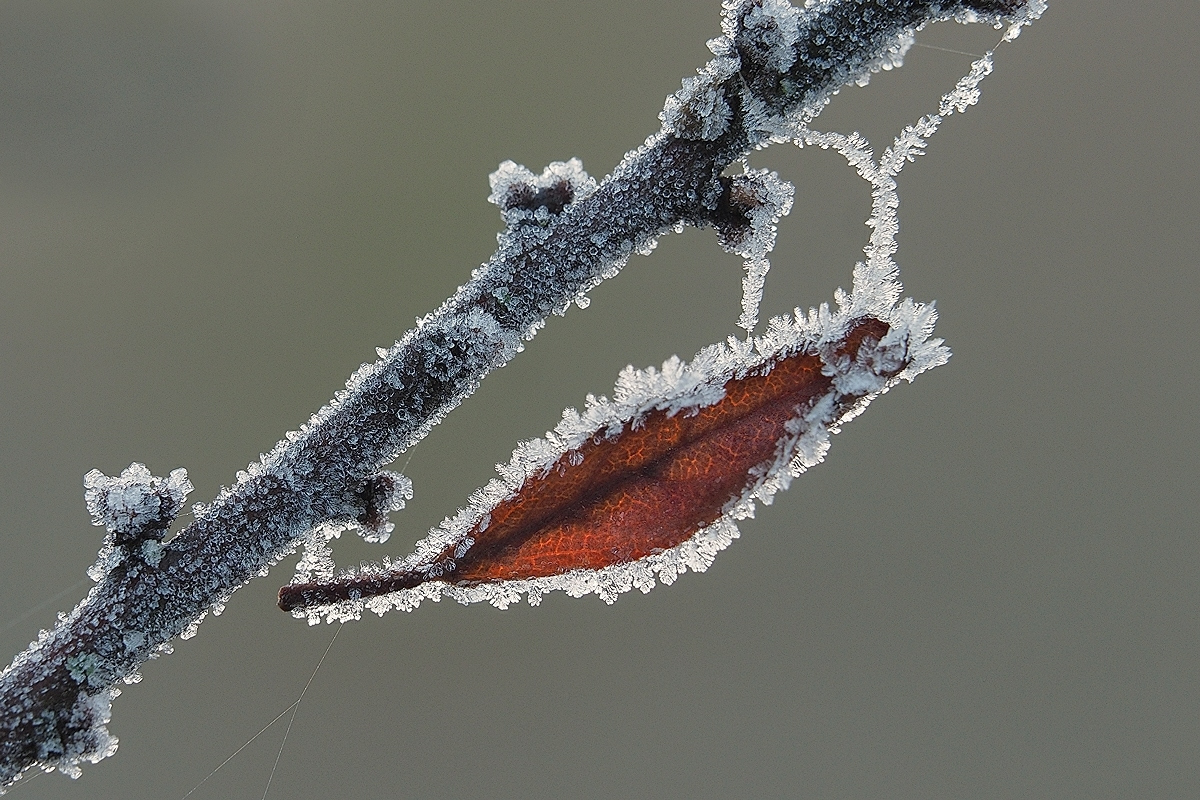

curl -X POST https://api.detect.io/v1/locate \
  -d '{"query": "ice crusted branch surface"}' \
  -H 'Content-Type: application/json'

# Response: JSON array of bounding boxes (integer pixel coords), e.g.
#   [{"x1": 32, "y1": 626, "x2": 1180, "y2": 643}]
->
[{"x1": 0, "y1": 0, "x2": 1042, "y2": 789}]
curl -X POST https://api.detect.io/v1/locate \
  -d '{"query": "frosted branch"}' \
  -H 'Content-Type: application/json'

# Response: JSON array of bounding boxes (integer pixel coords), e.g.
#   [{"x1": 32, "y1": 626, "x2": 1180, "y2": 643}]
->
[{"x1": 0, "y1": 0, "x2": 1043, "y2": 789}]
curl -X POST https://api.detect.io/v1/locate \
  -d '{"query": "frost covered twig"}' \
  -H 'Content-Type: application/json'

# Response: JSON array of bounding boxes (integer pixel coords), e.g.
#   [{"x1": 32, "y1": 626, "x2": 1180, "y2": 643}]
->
[{"x1": 0, "y1": 0, "x2": 1042, "y2": 789}]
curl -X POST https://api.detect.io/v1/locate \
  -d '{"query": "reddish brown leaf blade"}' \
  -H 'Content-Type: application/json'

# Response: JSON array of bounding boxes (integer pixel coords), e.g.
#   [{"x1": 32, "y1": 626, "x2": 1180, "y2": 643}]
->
[
  {"x1": 279, "y1": 318, "x2": 891, "y2": 612},
  {"x1": 453, "y1": 317, "x2": 889, "y2": 580},
  {"x1": 453, "y1": 358, "x2": 827, "y2": 579}
]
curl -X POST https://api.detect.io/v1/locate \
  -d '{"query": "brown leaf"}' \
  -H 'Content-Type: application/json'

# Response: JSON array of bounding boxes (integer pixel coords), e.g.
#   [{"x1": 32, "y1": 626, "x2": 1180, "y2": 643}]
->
[{"x1": 279, "y1": 317, "x2": 898, "y2": 613}]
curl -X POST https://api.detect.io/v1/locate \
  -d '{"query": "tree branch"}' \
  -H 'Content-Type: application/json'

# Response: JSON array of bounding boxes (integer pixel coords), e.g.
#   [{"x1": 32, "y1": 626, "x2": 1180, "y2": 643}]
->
[{"x1": 0, "y1": 0, "x2": 1043, "y2": 788}]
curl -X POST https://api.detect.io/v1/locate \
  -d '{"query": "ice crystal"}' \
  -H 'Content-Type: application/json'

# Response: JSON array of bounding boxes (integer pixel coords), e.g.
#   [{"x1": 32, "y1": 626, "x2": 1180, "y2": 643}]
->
[{"x1": 349, "y1": 471, "x2": 413, "y2": 544}]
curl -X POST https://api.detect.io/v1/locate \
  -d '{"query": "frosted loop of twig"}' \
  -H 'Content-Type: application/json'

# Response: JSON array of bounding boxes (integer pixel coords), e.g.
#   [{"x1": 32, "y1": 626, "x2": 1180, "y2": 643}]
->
[
  {"x1": 792, "y1": 49, "x2": 999, "y2": 323},
  {"x1": 348, "y1": 471, "x2": 413, "y2": 544},
  {"x1": 683, "y1": 0, "x2": 1046, "y2": 146},
  {"x1": 1000, "y1": 0, "x2": 1048, "y2": 40}
]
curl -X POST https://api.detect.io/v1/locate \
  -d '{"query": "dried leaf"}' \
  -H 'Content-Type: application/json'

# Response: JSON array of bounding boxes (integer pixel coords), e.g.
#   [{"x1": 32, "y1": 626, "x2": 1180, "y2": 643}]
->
[{"x1": 279, "y1": 315, "x2": 922, "y2": 616}]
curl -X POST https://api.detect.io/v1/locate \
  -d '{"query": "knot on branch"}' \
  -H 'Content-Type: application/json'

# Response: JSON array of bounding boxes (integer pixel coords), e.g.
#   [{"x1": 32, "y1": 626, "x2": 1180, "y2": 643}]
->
[
  {"x1": 659, "y1": 56, "x2": 740, "y2": 142},
  {"x1": 711, "y1": 167, "x2": 794, "y2": 259},
  {"x1": 707, "y1": 0, "x2": 805, "y2": 121},
  {"x1": 351, "y1": 471, "x2": 413, "y2": 544},
  {"x1": 722, "y1": 0, "x2": 802, "y2": 76},
  {"x1": 488, "y1": 158, "x2": 597, "y2": 228},
  {"x1": 83, "y1": 463, "x2": 192, "y2": 548}
]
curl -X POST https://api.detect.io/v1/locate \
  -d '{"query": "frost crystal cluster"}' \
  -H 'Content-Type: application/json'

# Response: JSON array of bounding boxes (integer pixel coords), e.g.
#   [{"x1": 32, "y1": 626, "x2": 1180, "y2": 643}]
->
[
  {"x1": 84, "y1": 463, "x2": 191, "y2": 550},
  {"x1": 712, "y1": 166, "x2": 796, "y2": 332},
  {"x1": 0, "y1": 0, "x2": 1043, "y2": 791}
]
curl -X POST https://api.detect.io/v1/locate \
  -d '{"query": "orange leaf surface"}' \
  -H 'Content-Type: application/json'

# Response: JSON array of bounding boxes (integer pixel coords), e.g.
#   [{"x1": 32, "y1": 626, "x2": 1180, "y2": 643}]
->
[{"x1": 278, "y1": 317, "x2": 894, "y2": 613}]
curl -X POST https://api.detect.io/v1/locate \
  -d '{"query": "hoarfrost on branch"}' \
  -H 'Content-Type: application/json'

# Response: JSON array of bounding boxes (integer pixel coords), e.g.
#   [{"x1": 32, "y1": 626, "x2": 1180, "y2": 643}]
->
[{"x1": 0, "y1": 0, "x2": 1044, "y2": 790}]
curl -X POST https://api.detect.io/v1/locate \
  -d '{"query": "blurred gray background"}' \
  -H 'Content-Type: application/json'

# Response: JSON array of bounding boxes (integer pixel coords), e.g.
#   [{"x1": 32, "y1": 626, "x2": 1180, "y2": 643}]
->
[{"x1": 1, "y1": 1, "x2": 1196, "y2": 798}]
